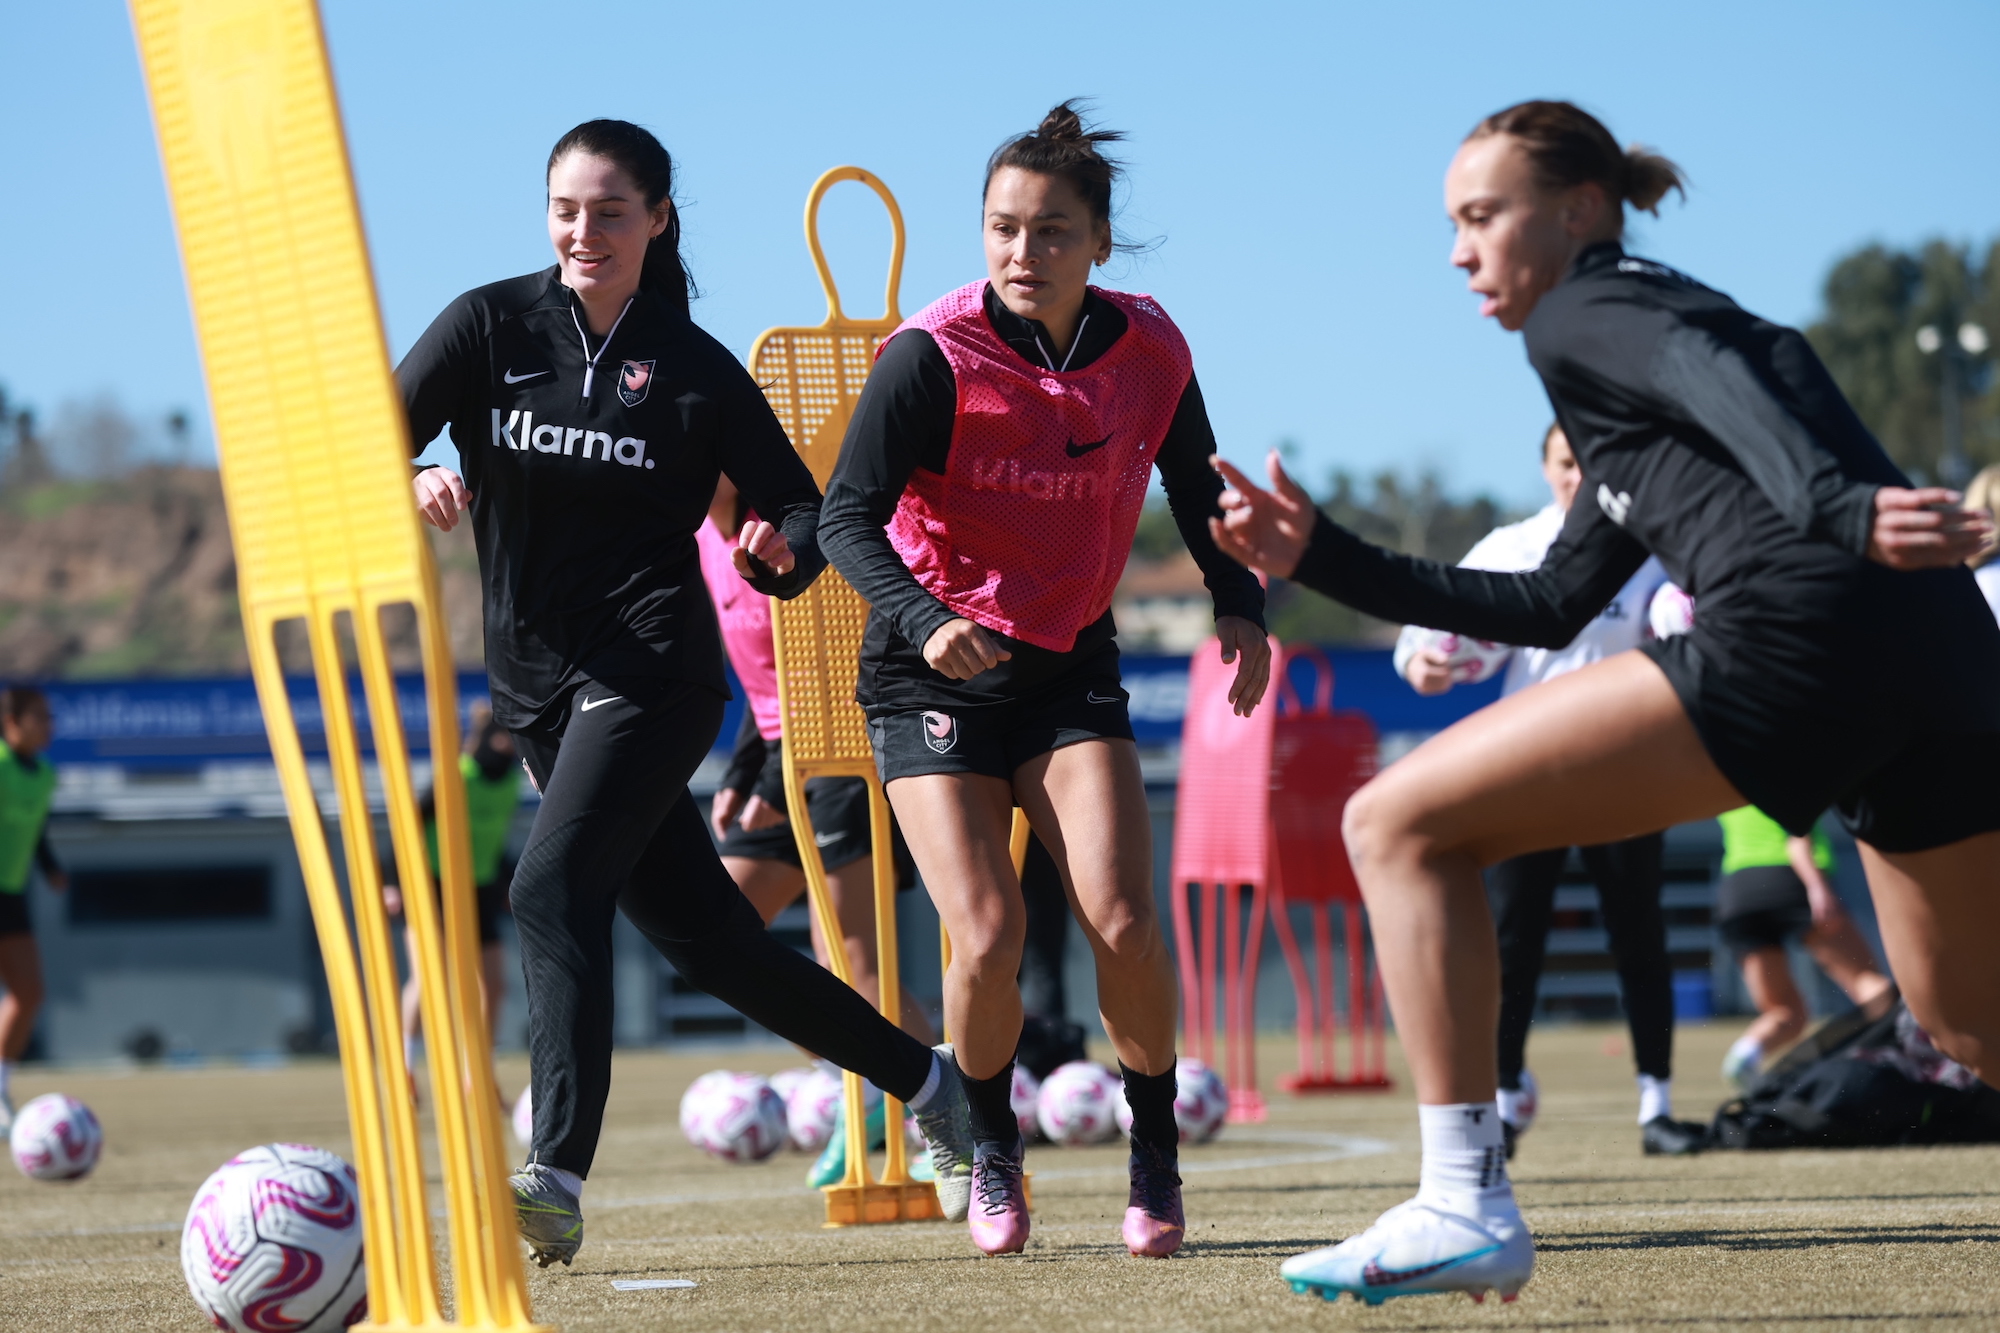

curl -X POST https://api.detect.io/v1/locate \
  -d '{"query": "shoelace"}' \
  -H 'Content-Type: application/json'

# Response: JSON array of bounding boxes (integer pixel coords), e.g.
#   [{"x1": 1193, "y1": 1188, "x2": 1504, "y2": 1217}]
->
[
  {"x1": 1130, "y1": 1146, "x2": 1183, "y2": 1219},
  {"x1": 974, "y1": 1153, "x2": 1023, "y2": 1215}
]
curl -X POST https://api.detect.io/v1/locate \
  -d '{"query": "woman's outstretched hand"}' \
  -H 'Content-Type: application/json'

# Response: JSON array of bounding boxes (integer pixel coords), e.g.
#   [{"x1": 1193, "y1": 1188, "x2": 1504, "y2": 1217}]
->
[
  {"x1": 1214, "y1": 616, "x2": 1271, "y2": 717},
  {"x1": 1867, "y1": 487, "x2": 1992, "y2": 569},
  {"x1": 415, "y1": 467, "x2": 471, "y2": 531},
  {"x1": 733, "y1": 519, "x2": 795, "y2": 579},
  {"x1": 1209, "y1": 451, "x2": 1314, "y2": 580}
]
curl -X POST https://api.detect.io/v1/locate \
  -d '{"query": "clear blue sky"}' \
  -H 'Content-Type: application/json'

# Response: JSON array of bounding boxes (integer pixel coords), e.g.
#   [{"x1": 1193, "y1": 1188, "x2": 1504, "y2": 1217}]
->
[{"x1": 3, "y1": 0, "x2": 1996, "y2": 506}]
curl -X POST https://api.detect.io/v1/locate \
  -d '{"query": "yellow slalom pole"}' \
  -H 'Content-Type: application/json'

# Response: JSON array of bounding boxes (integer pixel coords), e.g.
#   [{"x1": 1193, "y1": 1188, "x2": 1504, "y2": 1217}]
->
[{"x1": 129, "y1": 0, "x2": 543, "y2": 1326}]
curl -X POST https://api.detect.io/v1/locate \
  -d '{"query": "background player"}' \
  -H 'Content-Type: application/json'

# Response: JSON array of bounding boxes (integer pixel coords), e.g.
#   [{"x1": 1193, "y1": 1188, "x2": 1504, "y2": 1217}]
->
[
  {"x1": 1210, "y1": 100, "x2": 2000, "y2": 1306},
  {"x1": 0, "y1": 686, "x2": 64, "y2": 1133},
  {"x1": 699, "y1": 471, "x2": 946, "y2": 1200},
  {"x1": 382, "y1": 704, "x2": 521, "y2": 1109},
  {"x1": 821, "y1": 101, "x2": 1269, "y2": 1258},
  {"x1": 1715, "y1": 804, "x2": 1894, "y2": 1088},
  {"x1": 401, "y1": 118, "x2": 973, "y2": 1265},
  {"x1": 1396, "y1": 424, "x2": 1705, "y2": 1157}
]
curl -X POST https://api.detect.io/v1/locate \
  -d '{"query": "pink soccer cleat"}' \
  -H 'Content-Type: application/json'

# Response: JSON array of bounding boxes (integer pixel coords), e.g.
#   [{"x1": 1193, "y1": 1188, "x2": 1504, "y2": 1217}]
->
[
  {"x1": 968, "y1": 1143, "x2": 1030, "y2": 1255},
  {"x1": 1123, "y1": 1143, "x2": 1185, "y2": 1257}
]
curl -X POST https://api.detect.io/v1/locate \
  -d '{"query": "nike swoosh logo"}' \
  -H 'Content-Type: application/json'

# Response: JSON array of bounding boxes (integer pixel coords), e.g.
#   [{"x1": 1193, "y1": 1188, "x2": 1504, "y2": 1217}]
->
[
  {"x1": 1085, "y1": 691, "x2": 1120, "y2": 704},
  {"x1": 1360, "y1": 1242, "x2": 1498, "y2": 1287},
  {"x1": 1064, "y1": 435, "x2": 1111, "y2": 458},
  {"x1": 577, "y1": 695, "x2": 619, "y2": 712},
  {"x1": 504, "y1": 369, "x2": 549, "y2": 384},
  {"x1": 814, "y1": 831, "x2": 843, "y2": 847}
]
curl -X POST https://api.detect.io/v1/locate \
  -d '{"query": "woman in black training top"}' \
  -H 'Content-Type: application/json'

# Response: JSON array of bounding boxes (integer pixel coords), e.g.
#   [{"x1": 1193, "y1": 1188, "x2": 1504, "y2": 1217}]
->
[
  {"x1": 398, "y1": 119, "x2": 973, "y2": 1266},
  {"x1": 1212, "y1": 101, "x2": 2000, "y2": 1308}
]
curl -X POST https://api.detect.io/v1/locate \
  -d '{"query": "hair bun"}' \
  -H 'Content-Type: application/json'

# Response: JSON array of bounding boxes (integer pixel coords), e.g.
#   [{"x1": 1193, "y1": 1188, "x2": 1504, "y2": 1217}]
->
[
  {"x1": 1037, "y1": 103, "x2": 1086, "y2": 143},
  {"x1": 1622, "y1": 144, "x2": 1686, "y2": 216}
]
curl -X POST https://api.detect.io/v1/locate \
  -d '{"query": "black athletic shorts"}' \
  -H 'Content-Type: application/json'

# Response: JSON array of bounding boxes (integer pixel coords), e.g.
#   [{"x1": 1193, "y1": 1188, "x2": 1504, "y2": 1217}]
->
[
  {"x1": 391, "y1": 875, "x2": 510, "y2": 944},
  {"x1": 866, "y1": 656, "x2": 1135, "y2": 784},
  {"x1": 1642, "y1": 557, "x2": 2000, "y2": 853},
  {"x1": 0, "y1": 890, "x2": 29, "y2": 937},
  {"x1": 1715, "y1": 865, "x2": 1814, "y2": 954},
  {"x1": 716, "y1": 775, "x2": 894, "y2": 876}
]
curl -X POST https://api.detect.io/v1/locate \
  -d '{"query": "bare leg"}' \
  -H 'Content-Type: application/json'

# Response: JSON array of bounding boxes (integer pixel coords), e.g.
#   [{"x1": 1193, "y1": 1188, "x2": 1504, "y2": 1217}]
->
[
  {"x1": 1738, "y1": 947, "x2": 1809, "y2": 1053},
  {"x1": 0, "y1": 933, "x2": 46, "y2": 1063},
  {"x1": 1799, "y1": 916, "x2": 1893, "y2": 1011},
  {"x1": 885, "y1": 774, "x2": 1021, "y2": 1080},
  {"x1": 1339, "y1": 652, "x2": 1742, "y2": 1104},
  {"x1": 724, "y1": 854, "x2": 933, "y2": 1041},
  {"x1": 1856, "y1": 833, "x2": 2000, "y2": 1083},
  {"x1": 1014, "y1": 739, "x2": 1174, "y2": 1075},
  {"x1": 400, "y1": 927, "x2": 424, "y2": 1045}
]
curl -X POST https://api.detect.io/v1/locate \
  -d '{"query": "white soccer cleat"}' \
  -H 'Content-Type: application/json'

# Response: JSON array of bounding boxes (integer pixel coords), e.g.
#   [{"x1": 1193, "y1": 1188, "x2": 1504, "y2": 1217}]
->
[{"x1": 1280, "y1": 1198, "x2": 1534, "y2": 1307}]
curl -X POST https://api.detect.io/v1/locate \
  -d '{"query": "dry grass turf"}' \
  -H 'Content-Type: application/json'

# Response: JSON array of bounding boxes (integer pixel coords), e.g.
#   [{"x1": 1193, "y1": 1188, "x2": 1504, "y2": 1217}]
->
[{"x1": 3, "y1": 1024, "x2": 1999, "y2": 1331}]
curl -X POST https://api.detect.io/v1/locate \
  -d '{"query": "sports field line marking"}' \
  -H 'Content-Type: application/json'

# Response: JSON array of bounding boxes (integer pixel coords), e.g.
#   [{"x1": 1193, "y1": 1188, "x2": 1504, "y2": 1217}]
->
[{"x1": 592, "y1": 1129, "x2": 1390, "y2": 1210}]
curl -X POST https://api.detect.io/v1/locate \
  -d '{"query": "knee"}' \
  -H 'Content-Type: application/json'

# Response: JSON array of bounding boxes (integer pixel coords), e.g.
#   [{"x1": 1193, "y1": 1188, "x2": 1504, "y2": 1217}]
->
[
  {"x1": 7, "y1": 976, "x2": 44, "y2": 1011},
  {"x1": 1080, "y1": 887, "x2": 1161, "y2": 966},
  {"x1": 948, "y1": 908, "x2": 1024, "y2": 986},
  {"x1": 1341, "y1": 776, "x2": 1439, "y2": 882}
]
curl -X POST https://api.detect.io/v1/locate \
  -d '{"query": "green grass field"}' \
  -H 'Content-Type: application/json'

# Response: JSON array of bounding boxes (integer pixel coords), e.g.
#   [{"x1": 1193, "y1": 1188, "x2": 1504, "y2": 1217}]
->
[{"x1": 4, "y1": 1024, "x2": 1998, "y2": 1331}]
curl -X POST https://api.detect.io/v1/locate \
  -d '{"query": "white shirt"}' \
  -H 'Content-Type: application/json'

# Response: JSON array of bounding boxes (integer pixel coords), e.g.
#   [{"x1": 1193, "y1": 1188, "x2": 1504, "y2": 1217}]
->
[
  {"x1": 1976, "y1": 563, "x2": 2000, "y2": 626},
  {"x1": 1393, "y1": 503, "x2": 1677, "y2": 697}
]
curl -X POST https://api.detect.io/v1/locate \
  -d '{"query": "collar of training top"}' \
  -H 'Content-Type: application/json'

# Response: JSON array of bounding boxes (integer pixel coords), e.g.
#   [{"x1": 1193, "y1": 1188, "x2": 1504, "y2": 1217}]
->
[
  {"x1": 1566, "y1": 240, "x2": 1627, "y2": 283},
  {"x1": 979, "y1": 282, "x2": 1128, "y2": 374}
]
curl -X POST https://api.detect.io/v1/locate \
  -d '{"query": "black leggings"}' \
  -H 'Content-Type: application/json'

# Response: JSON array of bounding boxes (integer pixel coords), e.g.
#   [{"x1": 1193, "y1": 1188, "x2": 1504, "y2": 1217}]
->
[
  {"x1": 1490, "y1": 833, "x2": 1673, "y2": 1088},
  {"x1": 510, "y1": 678, "x2": 933, "y2": 1177}
]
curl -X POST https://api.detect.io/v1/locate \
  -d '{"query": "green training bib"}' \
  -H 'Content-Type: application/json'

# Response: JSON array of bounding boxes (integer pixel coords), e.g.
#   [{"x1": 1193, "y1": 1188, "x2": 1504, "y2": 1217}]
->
[{"x1": 0, "y1": 741, "x2": 57, "y2": 894}]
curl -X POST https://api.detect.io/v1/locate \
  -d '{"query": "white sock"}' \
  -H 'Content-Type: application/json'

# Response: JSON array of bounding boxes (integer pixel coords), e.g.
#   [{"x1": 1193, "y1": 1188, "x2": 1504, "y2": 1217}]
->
[
  {"x1": 1636, "y1": 1074, "x2": 1672, "y2": 1125},
  {"x1": 1416, "y1": 1103, "x2": 1514, "y2": 1219},
  {"x1": 905, "y1": 1052, "x2": 944, "y2": 1113},
  {"x1": 545, "y1": 1166, "x2": 583, "y2": 1200},
  {"x1": 1726, "y1": 1034, "x2": 1763, "y2": 1070},
  {"x1": 1496, "y1": 1069, "x2": 1536, "y2": 1128}
]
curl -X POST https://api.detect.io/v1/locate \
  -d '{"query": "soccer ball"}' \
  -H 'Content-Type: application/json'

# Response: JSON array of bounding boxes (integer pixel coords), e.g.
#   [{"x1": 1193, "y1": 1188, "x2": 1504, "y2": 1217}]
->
[
  {"x1": 10, "y1": 1093, "x2": 103, "y2": 1181},
  {"x1": 181, "y1": 1143, "x2": 366, "y2": 1333},
  {"x1": 681, "y1": 1072, "x2": 788, "y2": 1163},
  {"x1": 1010, "y1": 1066, "x2": 1044, "y2": 1142},
  {"x1": 1036, "y1": 1061, "x2": 1121, "y2": 1146},
  {"x1": 783, "y1": 1067, "x2": 881, "y2": 1154},
  {"x1": 1435, "y1": 632, "x2": 1511, "y2": 685},
  {"x1": 511, "y1": 1086, "x2": 533, "y2": 1149},
  {"x1": 768, "y1": 1066, "x2": 812, "y2": 1113}
]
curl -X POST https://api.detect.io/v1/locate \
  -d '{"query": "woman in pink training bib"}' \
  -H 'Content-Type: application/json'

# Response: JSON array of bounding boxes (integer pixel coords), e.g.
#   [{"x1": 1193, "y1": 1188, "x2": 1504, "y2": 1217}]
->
[{"x1": 821, "y1": 101, "x2": 1271, "y2": 1258}]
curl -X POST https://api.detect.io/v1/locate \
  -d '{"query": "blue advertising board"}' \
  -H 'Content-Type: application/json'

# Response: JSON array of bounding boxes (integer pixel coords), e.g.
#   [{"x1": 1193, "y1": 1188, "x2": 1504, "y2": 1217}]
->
[{"x1": 37, "y1": 648, "x2": 1502, "y2": 772}]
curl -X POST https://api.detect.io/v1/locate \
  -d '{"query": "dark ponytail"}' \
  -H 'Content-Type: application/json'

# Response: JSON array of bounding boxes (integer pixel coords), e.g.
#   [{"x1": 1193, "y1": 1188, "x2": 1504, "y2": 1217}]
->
[
  {"x1": 985, "y1": 100, "x2": 1126, "y2": 243},
  {"x1": 1466, "y1": 100, "x2": 1686, "y2": 234},
  {"x1": 546, "y1": 119, "x2": 695, "y2": 314}
]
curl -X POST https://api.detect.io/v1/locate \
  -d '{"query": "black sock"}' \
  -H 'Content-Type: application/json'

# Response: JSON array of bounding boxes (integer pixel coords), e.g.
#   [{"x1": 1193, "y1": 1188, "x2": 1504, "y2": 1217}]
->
[
  {"x1": 962, "y1": 1059, "x2": 1020, "y2": 1150},
  {"x1": 1121, "y1": 1061, "x2": 1179, "y2": 1159}
]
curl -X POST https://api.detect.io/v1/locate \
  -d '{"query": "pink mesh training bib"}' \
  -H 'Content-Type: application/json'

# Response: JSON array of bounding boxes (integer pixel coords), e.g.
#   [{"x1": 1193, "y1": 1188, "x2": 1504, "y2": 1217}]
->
[
  {"x1": 883, "y1": 281, "x2": 1193, "y2": 652},
  {"x1": 696, "y1": 517, "x2": 782, "y2": 740}
]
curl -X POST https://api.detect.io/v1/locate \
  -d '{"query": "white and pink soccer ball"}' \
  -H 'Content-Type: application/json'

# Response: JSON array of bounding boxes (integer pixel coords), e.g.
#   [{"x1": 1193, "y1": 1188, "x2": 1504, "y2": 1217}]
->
[
  {"x1": 1036, "y1": 1061, "x2": 1122, "y2": 1146},
  {"x1": 679, "y1": 1071, "x2": 788, "y2": 1163},
  {"x1": 1010, "y1": 1066, "x2": 1044, "y2": 1142},
  {"x1": 181, "y1": 1143, "x2": 366, "y2": 1333},
  {"x1": 783, "y1": 1067, "x2": 883, "y2": 1154},
  {"x1": 1112, "y1": 1057, "x2": 1229, "y2": 1144},
  {"x1": 10, "y1": 1093, "x2": 102, "y2": 1181},
  {"x1": 1430, "y1": 631, "x2": 1511, "y2": 685},
  {"x1": 768, "y1": 1067, "x2": 812, "y2": 1119}
]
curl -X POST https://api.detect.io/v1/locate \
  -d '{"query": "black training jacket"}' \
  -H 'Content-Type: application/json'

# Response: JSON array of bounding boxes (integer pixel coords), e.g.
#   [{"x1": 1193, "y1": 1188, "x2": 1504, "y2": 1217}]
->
[
  {"x1": 1292, "y1": 243, "x2": 1909, "y2": 645},
  {"x1": 820, "y1": 283, "x2": 1265, "y2": 709},
  {"x1": 398, "y1": 268, "x2": 825, "y2": 729}
]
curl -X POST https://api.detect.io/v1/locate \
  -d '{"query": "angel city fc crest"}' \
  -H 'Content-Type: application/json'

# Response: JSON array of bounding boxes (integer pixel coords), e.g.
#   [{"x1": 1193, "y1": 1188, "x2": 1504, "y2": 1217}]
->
[
  {"x1": 921, "y1": 710, "x2": 957, "y2": 753},
  {"x1": 618, "y1": 359, "x2": 655, "y2": 407}
]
